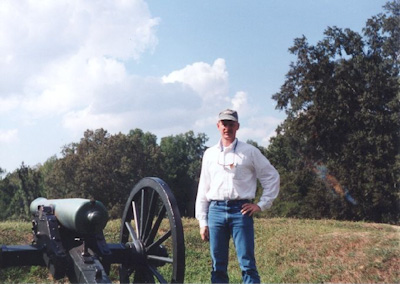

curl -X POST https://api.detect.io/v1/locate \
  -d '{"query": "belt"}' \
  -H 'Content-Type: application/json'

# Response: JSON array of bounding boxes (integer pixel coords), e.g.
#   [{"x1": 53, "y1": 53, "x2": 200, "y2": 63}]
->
[{"x1": 211, "y1": 199, "x2": 250, "y2": 205}]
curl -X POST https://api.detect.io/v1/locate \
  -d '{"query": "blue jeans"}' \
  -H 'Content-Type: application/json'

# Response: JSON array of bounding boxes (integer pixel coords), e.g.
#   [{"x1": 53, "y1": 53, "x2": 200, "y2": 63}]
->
[{"x1": 208, "y1": 200, "x2": 260, "y2": 284}]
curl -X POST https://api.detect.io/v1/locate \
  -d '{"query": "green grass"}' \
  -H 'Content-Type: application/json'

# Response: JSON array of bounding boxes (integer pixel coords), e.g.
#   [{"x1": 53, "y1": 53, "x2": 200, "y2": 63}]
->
[{"x1": 0, "y1": 218, "x2": 399, "y2": 283}]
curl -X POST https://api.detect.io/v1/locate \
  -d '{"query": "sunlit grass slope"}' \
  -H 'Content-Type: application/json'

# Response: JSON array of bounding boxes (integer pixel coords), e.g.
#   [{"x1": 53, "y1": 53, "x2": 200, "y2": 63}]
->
[{"x1": 0, "y1": 218, "x2": 398, "y2": 283}]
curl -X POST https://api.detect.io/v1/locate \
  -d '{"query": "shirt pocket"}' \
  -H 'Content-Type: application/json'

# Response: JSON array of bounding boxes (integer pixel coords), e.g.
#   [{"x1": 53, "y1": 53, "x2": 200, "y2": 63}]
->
[{"x1": 232, "y1": 165, "x2": 250, "y2": 180}]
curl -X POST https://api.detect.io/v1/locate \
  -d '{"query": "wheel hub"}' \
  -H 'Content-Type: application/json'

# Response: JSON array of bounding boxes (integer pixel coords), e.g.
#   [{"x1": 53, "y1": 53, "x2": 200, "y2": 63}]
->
[{"x1": 125, "y1": 240, "x2": 147, "y2": 264}]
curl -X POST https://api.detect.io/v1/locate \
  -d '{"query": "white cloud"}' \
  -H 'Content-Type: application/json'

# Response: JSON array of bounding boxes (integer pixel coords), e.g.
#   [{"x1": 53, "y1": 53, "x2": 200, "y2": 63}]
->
[
  {"x1": 78, "y1": 0, "x2": 159, "y2": 60},
  {"x1": 62, "y1": 105, "x2": 125, "y2": 136},
  {"x1": 229, "y1": 91, "x2": 254, "y2": 122},
  {"x1": 22, "y1": 54, "x2": 129, "y2": 117},
  {"x1": 162, "y1": 58, "x2": 229, "y2": 103},
  {"x1": 231, "y1": 91, "x2": 248, "y2": 112},
  {"x1": 0, "y1": 0, "x2": 164, "y2": 170},
  {"x1": 0, "y1": 0, "x2": 283, "y2": 171},
  {"x1": 0, "y1": 0, "x2": 240, "y2": 144},
  {"x1": 161, "y1": 59, "x2": 234, "y2": 132},
  {"x1": 238, "y1": 115, "x2": 283, "y2": 146},
  {"x1": 0, "y1": 0, "x2": 159, "y2": 105},
  {"x1": 0, "y1": 0, "x2": 159, "y2": 62},
  {"x1": 61, "y1": 74, "x2": 203, "y2": 137}
]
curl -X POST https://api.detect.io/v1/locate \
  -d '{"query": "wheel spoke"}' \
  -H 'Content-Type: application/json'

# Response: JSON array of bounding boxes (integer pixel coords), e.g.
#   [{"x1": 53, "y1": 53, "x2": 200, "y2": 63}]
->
[
  {"x1": 143, "y1": 190, "x2": 157, "y2": 242},
  {"x1": 124, "y1": 221, "x2": 138, "y2": 241},
  {"x1": 147, "y1": 254, "x2": 173, "y2": 264},
  {"x1": 146, "y1": 230, "x2": 171, "y2": 253},
  {"x1": 148, "y1": 265, "x2": 168, "y2": 283},
  {"x1": 131, "y1": 201, "x2": 140, "y2": 239},
  {"x1": 133, "y1": 265, "x2": 155, "y2": 283},
  {"x1": 139, "y1": 189, "x2": 146, "y2": 238},
  {"x1": 145, "y1": 205, "x2": 166, "y2": 246}
]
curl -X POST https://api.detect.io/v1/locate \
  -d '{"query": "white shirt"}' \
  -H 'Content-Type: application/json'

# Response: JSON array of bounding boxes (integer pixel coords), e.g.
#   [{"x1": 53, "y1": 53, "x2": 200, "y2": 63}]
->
[{"x1": 195, "y1": 139, "x2": 280, "y2": 227}]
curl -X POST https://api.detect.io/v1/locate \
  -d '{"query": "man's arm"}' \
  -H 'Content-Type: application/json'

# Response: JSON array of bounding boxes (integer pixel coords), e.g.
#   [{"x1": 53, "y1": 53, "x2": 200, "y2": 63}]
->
[
  {"x1": 195, "y1": 151, "x2": 211, "y2": 228},
  {"x1": 253, "y1": 149, "x2": 280, "y2": 211}
]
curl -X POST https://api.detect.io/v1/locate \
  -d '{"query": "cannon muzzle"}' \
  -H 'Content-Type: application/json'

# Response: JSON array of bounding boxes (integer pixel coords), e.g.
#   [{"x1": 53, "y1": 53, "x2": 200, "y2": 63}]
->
[{"x1": 30, "y1": 198, "x2": 109, "y2": 234}]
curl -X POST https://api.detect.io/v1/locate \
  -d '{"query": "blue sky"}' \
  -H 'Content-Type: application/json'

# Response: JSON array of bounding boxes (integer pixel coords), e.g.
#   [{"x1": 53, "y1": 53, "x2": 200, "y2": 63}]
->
[{"x1": 0, "y1": 0, "x2": 388, "y2": 172}]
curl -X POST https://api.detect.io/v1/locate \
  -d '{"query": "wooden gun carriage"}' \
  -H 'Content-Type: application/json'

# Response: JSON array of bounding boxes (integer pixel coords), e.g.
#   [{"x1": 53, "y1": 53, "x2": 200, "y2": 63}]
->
[{"x1": 0, "y1": 177, "x2": 185, "y2": 283}]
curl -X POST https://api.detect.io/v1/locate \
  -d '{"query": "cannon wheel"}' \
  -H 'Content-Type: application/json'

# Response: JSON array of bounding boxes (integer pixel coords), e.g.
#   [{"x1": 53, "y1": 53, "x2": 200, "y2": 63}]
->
[{"x1": 119, "y1": 177, "x2": 185, "y2": 283}]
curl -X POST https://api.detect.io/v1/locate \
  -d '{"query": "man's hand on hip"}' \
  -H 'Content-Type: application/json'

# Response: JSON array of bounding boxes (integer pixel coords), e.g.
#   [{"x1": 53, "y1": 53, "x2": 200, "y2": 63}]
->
[{"x1": 241, "y1": 203, "x2": 261, "y2": 216}]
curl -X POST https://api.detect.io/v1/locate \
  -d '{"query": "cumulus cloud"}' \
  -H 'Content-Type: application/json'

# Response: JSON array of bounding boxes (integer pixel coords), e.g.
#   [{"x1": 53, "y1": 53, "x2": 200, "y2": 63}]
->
[
  {"x1": 0, "y1": 0, "x2": 162, "y2": 136},
  {"x1": 239, "y1": 115, "x2": 283, "y2": 146},
  {"x1": 22, "y1": 54, "x2": 129, "y2": 117},
  {"x1": 0, "y1": 0, "x2": 282, "y2": 171},
  {"x1": 0, "y1": 0, "x2": 158, "y2": 103},
  {"x1": 231, "y1": 91, "x2": 248, "y2": 111},
  {"x1": 0, "y1": 0, "x2": 159, "y2": 61},
  {"x1": 162, "y1": 59, "x2": 235, "y2": 131},
  {"x1": 0, "y1": 0, "x2": 162, "y2": 167},
  {"x1": 162, "y1": 58, "x2": 229, "y2": 104},
  {"x1": 61, "y1": 76, "x2": 202, "y2": 137},
  {"x1": 63, "y1": 105, "x2": 125, "y2": 135},
  {"x1": 0, "y1": 0, "x2": 269, "y2": 143}
]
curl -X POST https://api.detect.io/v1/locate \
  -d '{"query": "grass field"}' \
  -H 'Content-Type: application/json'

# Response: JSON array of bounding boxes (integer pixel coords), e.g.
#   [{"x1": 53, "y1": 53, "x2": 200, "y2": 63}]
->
[{"x1": 0, "y1": 217, "x2": 399, "y2": 283}]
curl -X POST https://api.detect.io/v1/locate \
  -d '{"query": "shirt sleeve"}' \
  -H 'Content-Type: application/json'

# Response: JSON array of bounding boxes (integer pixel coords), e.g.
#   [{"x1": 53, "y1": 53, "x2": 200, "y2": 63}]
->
[
  {"x1": 195, "y1": 151, "x2": 211, "y2": 227},
  {"x1": 253, "y1": 148, "x2": 280, "y2": 211}
]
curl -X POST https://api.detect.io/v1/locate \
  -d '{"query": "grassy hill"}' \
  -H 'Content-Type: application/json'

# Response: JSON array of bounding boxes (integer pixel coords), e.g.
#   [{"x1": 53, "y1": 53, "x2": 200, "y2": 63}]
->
[{"x1": 0, "y1": 218, "x2": 398, "y2": 283}]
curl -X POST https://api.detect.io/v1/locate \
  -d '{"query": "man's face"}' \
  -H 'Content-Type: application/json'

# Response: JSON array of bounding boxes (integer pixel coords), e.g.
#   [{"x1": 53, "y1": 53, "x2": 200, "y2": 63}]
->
[{"x1": 217, "y1": 120, "x2": 240, "y2": 143}]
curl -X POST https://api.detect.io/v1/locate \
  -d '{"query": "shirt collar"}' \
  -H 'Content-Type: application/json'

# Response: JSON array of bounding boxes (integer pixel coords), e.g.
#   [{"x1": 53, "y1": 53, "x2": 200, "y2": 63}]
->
[{"x1": 218, "y1": 138, "x2": 238, "y2": 152}]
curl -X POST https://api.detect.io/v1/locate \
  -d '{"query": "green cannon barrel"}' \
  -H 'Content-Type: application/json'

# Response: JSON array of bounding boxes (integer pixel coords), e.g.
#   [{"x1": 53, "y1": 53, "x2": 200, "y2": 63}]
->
[{"x1": 30, "y1": 198, "x2": 109, "y2": 234}]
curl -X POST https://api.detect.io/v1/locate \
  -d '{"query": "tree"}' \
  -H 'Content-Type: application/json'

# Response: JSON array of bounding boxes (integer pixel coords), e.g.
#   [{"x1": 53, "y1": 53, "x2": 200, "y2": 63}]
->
[
  {"x1": 160, "y1": 131, "x2": 208, "y2": 217},
  {"x1": 0, "y1": 173, "x2": 18, "y2": 220},
  {"x1": 45, "y1": 128, "x2": 163, "y2": 218},
  {"x1": 0, "y1": 163, "x2": 44, "y2": 220},
  {"x1": 17, "y1": 163, "x2": 44, "y2": 216},
  {"x1": 270, "y1": 1, "x2": 400, "y2": 223}
]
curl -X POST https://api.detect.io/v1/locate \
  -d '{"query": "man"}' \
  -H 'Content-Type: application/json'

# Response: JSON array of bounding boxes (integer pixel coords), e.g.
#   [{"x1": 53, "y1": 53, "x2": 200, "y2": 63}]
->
[{"x1": 195, "y1": 109, "x2": 280, "y2": 283}]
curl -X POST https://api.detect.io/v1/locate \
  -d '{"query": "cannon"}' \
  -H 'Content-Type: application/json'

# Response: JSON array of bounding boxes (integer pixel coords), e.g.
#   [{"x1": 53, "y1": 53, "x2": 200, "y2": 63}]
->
[{"x1": 0, "y1": 177, "x2": 185, "y2": 283}]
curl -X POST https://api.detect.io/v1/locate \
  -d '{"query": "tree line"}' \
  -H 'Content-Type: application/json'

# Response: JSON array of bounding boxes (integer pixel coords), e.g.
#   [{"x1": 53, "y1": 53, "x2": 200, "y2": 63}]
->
[
  {"x1": 0, "y1": 1, "x2": 398, "y2": 224},
  {"x1": 0, "y1": 129, "x2": 207, "y2": 220}
]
